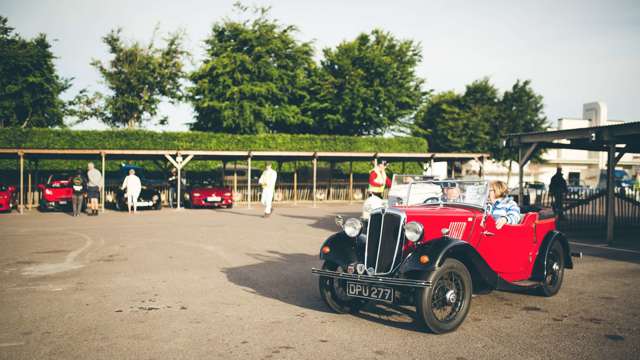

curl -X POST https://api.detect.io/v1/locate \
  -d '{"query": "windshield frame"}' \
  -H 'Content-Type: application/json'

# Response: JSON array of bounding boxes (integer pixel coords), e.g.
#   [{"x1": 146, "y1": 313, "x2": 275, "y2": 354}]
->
[{"x1": 403, "y1": 180, "x2": 490, "y2": 210}]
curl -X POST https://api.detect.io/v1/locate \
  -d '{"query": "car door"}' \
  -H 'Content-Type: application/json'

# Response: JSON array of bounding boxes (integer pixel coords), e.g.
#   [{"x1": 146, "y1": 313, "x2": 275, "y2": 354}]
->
[{"x1": 475, "y1": 215, "x2": 535, "y2": 281}]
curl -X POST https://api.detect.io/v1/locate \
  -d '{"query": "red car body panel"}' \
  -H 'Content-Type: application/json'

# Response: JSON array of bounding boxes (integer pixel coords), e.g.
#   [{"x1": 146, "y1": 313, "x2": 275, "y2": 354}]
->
[
  {"x1": 188, "y1": 186, "x2": 233, "y2": 208},
  {"x1": 0, "y1": 185, "x2": 16, "y2": 211},
  {"x1": 38, "y1": 177, "x2": 73, "y2": 210},
  {"x1": 398, "y1": 204, "x2": 557, "y2": 283}
]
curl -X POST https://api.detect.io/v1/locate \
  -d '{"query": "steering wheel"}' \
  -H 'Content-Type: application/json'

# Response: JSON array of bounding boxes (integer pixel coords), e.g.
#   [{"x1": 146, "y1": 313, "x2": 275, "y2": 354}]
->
[{"x1": 423, "y1": 197, "x2": 441, "y2": 204}]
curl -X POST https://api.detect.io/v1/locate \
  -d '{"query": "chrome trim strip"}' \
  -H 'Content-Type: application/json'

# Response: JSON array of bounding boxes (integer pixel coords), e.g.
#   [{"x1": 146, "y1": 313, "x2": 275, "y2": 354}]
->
[
  {"x1": 311, "y1": 268, "x2": 431, "y2": 288},
  {"x1": 374, "y1": 210, "x2": 385, "y2": 272}
]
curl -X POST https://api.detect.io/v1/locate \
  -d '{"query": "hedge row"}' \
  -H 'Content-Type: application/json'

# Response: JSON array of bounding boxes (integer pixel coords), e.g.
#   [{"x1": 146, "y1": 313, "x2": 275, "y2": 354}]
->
[
  {"x1": 0, "y1": 128, "x2": 427, "y2": 152},
  {"x1": 0, "y1": 129, "x2": 427, "y2": 175}
]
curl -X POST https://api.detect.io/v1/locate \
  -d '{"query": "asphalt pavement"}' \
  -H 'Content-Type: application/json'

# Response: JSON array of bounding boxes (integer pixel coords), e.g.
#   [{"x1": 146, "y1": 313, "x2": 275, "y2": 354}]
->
[{"x1": 0, "y1": 204, "x2": 638, "y2": 359}]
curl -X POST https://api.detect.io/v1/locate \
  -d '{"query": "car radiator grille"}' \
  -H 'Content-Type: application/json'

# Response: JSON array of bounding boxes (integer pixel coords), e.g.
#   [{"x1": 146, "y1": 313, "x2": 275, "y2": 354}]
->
[{"x1": 365, "y1": 210, "x2": 405, "y2": 274}]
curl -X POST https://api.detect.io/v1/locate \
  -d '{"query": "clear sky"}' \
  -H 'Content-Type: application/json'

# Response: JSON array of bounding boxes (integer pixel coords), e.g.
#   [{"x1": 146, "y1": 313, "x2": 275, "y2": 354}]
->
[{"x1": 2, "y1": 0, "x2": 639, "y2": 131}]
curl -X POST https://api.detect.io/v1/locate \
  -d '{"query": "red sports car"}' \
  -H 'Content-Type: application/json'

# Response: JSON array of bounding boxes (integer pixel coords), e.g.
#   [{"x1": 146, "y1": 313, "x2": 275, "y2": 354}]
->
[
  {"x1": 38, "y1": 174, "x2": 73, "y2": 211},
  {"x1": 184, "y1": 178, "x2": 233, "y2": 209},
  {"x1": 0, "y1": 183, "x2": 17, "y2": 212},
  {"x1": 312, "y1": 179, "x2": 575, "y2": 333}
]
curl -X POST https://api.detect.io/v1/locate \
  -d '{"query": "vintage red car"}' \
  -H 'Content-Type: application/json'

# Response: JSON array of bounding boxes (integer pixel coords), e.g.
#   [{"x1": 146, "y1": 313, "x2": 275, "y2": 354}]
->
[
  {"x1": 0, "y1": 183, "x2": 17, "y2": 212},
  {"x1": 312, "y1": 179, "x2": 575, "y2": 334},
  {"x1": 184, "y1": 177, "x2": 233, "y2": 209},
  {"x1": 38, "y1": 174, "x2": 73, "y2": 211}
]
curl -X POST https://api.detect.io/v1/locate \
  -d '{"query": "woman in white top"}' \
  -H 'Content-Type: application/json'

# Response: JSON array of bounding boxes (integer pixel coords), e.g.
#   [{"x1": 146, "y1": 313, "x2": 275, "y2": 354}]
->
[{"x1": 121, "y1": 169, "x2": 142, "y2": 213}]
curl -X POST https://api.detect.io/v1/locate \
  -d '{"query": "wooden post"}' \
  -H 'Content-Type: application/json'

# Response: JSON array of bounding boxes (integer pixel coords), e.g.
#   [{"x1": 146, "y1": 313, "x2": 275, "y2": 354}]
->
[
  {"x1": 312, "y1": 156, "x2": 317, "y2": 208},
  {"x1": 247, "y1": 155, "x2": 252, "y2": 209},
  {"x1": 293, "y1": 162, "x2": 298, "y2": 205},
  {"x1": 606, "y1": 145, "x2": 616, "y2": 245},
  {"x1": 233, "y1": 161, "x2": 238, "y2": 198},
  {"x1": 349, "y1": 161, "x2": 353, "y2": 204},
  {"x1": 328, "y1": 162, "x2": 334, "y2": 201},
  {"x1": 27, "y1": 172, "x2": 32, "y2": 210},
  {"x1": 19, "y1": 152, "x2": 24, "y2": 214},
  {"x1": 222, "y1": 161, "x2": 227, "y2": 187},
  {"x1": 518, "y1": 147, "x2": 524, "y2": 206},
  {"x1": 101, "y1": 152, "x2": 106, "y2": 213}
]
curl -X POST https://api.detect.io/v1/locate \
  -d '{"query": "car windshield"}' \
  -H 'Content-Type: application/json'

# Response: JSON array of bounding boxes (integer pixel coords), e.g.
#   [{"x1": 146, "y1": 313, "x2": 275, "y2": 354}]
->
[
  {"x1": 394, "y1": 179, "x2": 489, "y2": 208},
  {"x1": 191, "y1": 178, "x2": 223, "y2": 187}
]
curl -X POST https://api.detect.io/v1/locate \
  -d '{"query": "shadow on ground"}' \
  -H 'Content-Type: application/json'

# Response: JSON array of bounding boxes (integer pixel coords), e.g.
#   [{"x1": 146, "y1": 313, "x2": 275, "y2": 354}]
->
[
  {"x1": 221, "y1": 250, "x2": 426, "y2": 332},
  {"x1": 279, "y1": 212, "x2": 362, "y2": 232}
]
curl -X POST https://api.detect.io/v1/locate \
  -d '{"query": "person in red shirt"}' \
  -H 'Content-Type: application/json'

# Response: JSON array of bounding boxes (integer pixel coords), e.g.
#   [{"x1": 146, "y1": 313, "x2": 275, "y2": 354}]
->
[{"x1": 368, "y1": 160, "x2": 392, "y2": 198}]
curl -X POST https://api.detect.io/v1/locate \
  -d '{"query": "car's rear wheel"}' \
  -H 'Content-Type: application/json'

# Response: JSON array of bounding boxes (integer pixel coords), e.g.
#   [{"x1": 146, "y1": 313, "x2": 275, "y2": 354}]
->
[
  {"x1": 416, "y1": 258, "x2": 472, "y2": 334},
  {"x1": 318, "y1": 261, "x2": 365, "y2": 314},
  {"x1": 537, "y1": 241, "x2": 565, "y2": 297}
]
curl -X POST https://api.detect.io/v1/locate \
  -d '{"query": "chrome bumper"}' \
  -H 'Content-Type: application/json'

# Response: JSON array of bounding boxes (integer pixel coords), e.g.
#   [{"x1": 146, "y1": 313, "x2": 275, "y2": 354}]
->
[{"x1": 311, "y1": 268, "x2": 431, "y2": 288}]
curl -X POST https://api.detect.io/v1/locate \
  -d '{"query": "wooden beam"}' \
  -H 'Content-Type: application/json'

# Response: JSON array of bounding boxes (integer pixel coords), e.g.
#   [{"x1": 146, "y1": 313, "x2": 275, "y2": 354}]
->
[
  {"x1": 606, "y1": 145, "x2": 616, "y2": 245},
  {"x1": 518, "y1": 143, "x2": 538, "y2": 167}
]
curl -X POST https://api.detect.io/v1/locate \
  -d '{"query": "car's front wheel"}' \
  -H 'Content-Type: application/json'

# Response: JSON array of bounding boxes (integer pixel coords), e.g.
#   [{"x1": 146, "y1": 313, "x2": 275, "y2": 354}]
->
[
  {"x1": 415, "y1": 258, "x2": 472, "y2": 334},
  {"x1": 537, "y1": 241, "x2": 565, "y2": 297},
  {"x1": 318, "y1": 261, "x2": 365, "y2": 314}
]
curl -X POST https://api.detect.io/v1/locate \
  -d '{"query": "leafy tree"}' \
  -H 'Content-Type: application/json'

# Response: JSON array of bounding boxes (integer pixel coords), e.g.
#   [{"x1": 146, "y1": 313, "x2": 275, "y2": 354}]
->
[
  {"x1": 413, "y1": 78, "x2": 498, "y2": 153},
  {"x1": 0, "y1": 16, "x2": 70, "y2": 128},
  {"x1": 84, "y1": 28, "x2": 188, "y2": 128},
  {"x1": 313, "y1": 29, "x2": 425, "y2": 135},
  {"x1": 189, "y1": 5, "x2": 316, "y2": 134}
]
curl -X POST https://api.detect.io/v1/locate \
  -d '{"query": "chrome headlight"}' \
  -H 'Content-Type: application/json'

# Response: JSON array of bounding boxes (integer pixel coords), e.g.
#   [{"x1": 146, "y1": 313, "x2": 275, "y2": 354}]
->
[
  {"x1": 343, "y1": 218, "x2": 363, "y2": 238},
  {"x1": 152, "y1": 195, "x2": 159, "y2": 201},
  {"x1": 404, "y1": 221, "x2": 424, "y2": 242},
  {"x1": 335, "y1": 215, "x2": 344, "y2": 228}
]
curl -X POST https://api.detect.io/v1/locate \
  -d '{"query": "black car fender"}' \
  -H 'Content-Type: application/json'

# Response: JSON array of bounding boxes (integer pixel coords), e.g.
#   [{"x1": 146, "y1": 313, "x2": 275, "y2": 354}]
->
[
  {"x1": 530, "y1": 230, "x2": 573, "y2": 282},
  {"x1": 399, "y1": 237, "x2": 498, "y2": 292},
  {"x1": 319, "y1": 232, "x2": 361, "y2": 268}
]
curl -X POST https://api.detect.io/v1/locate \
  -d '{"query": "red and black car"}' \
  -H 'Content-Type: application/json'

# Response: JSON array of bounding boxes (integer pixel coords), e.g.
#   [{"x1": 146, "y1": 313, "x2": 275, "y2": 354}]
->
[
  {"x1": 184, "y1": 177, "x2": 233, "y2": 209},
  {"x1": 38, "y1": 174, "x2": 73, "y2": 211},
  {"x1": 312, "y1": 179, "x2": 575, "y2": 333},
  {"x1": 0, "y1": 183, "x2": 17, "y2": 212}
]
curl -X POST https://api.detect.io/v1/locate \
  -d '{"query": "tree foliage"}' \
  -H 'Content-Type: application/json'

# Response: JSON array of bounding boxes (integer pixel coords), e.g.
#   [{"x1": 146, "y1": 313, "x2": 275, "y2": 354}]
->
[
  {"x1": 83, "y1": 28, "x2": 188, "y2": 128},
  {"x1": 189, "y1": 6, "x2": 316, "y2": 134},
  {"x1": 312, "y1": 29, "x2": 425, "y2": 135},
  {"x1": 0, "y1": 16, "x2": 70, "y2": 128},
  {"x1": 413, "y1": 78, "x2": 547, "y2": 161}
]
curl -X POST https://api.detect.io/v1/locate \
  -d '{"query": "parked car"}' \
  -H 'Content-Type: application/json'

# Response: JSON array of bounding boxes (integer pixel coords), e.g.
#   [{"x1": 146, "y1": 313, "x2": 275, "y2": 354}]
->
[
  {"x1": 598, "y1": 169, "x2": 636, "y2": 189},
  {"x1": 312, "y1": 180, "x2": 574, "y2": 334},
  {"x1": 38, "y1": 174, "x2": 74, "y2": 211},
  {"x1": 184, "y1": 177, "x2": 233, "y2": 209},
  {"x1": 112, "y1": 165, "x2": 162, "y2": 211},
  {"x1": 0, "y1": 183, "x2": 17, "y2": 212}
]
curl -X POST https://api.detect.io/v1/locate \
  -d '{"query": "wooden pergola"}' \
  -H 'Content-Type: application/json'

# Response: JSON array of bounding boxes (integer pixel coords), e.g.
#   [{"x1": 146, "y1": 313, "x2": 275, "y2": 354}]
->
[
  {"x1": 508, "y1": 121, "x2": 640, "y2": 244},
  {"x1": 0, "y1": 148, "x2": 489, "y2": 212}
]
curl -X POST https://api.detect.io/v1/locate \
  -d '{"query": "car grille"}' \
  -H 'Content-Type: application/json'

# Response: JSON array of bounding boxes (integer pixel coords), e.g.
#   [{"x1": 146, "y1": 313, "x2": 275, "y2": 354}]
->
[{"x1": 365, "y1": 209, "x2": 405, "y2": 275}]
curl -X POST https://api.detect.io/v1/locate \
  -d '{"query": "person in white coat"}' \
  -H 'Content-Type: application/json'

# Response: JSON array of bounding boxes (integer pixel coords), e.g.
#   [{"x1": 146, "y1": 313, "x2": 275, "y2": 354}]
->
[
  {"x1": 121, "y1": 169, "x2": 142, "y2": 213},
  {"x1": 258, "y1": 162, "x2": 277, "y2": 217}
]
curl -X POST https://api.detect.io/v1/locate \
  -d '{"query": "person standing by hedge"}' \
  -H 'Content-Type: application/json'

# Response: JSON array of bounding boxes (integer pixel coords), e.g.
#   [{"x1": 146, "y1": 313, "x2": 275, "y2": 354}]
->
[
  {"x1": 71, "y1": 169, "x2": 87, "y2": 217},
  {"x1": 368, "y1": 160, "x2": 392, "y2": 198},
  {"x1": 86, "y1": 162, "x2": 102, "y2": 216},
  {"x1": 258, "y1": 162, "x2": 277, "y2": 218}
]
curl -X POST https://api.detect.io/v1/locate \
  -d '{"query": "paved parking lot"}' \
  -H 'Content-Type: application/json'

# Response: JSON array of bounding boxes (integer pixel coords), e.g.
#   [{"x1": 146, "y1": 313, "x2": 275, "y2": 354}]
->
[{"x1": 1, "y1": 205, "x2": 639, "y2": 359}]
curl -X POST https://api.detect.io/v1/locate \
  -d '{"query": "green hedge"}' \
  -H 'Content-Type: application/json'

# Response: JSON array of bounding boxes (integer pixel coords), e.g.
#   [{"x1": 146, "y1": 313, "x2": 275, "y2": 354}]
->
[{"x1": 0, "y1": 129, "x2": 427, "y2": 174}]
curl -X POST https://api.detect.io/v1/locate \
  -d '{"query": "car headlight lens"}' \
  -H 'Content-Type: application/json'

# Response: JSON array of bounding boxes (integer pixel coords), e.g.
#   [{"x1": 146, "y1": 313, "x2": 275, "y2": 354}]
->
[
  {"x1": 404, "y1": 221, "x2": 424, "y2": 242},
  {"x1": 224, "y1": 192, "x2": 232, "y2": 196},
  {"x1": 152, "y1": 195, "x2": 159, "y2": 201},
  {"x1": 343, "y1": 218, "x2": 363, "y2": 238},
  {"x1": 106, "y1": 194, "x2": 114, "y2": 202},
  {"x1": 193, "y1": 192, "x2": 200, "y2": 197}
]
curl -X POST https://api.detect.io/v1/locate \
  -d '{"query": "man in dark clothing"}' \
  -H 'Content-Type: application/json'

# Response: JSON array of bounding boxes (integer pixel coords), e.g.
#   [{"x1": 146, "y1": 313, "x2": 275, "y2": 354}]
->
[
  {"x1": 71, "y1": 169, "x2": 87, "y2": 217},
  {"x1": 549, "y1": 167, "x2": 568, "y2": 219},
  {"x1": 168, "y1": 168, "x2": 178, "y2": 208}
]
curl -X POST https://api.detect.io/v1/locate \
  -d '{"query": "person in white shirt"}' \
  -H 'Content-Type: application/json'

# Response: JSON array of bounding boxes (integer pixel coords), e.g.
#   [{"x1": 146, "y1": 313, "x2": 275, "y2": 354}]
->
[
  {"x1": 121, "y1": 169, "x2": 142, "y2": 213},
  {"x1": 258, "y1": 162, "x2": 277, "y2": 217}
]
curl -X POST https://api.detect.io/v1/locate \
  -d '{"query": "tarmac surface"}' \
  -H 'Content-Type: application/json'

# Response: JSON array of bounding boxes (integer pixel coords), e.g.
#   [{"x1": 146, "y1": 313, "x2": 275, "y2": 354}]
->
[{"x1": 0, "y1": 204, "x2": 639, "y2": 360}]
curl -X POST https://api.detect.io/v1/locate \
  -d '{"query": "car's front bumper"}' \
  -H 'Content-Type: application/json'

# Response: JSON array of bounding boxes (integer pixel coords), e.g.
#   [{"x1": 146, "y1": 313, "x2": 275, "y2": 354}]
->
[{"x1": 311, "y1": 268, "x2": 431, "y2": 288}]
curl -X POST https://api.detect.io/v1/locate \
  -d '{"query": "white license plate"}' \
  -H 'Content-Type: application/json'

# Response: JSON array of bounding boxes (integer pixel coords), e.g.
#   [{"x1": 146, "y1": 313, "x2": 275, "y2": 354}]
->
[
  {"x1": 58, "y1": 201, "x2": 67, "y2": 205},
  {"x1": 206, "y1": 196, "x2": 221, "y2": 202},
  {"x1": 136, "y1": 201, "x2": 153, "y2": 207},
  {"x1": 346, "y1": 282, "x2": 394, "y2": 303}
]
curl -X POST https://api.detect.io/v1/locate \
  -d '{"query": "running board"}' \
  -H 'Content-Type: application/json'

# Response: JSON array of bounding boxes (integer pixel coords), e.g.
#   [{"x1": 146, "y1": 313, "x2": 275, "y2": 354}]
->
[{"x1": 496, "y1": 278, "x2": 540, "y2": 292}]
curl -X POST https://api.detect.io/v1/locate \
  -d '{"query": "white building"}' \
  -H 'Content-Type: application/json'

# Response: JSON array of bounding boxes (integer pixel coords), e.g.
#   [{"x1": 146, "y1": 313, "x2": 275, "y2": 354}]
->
[{"x1": 462, "y1": 102, "x2": 640, "y2": 188}]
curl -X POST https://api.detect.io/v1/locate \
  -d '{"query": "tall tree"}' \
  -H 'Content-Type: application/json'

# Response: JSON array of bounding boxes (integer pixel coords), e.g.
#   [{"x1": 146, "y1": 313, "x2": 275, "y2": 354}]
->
[
  {"x1": 189, "y1": 5, "x2": 316, "y2": 134},
  {"x1": 313, "y1": 29, "x2": 425, "y2": 135},
  {"x1": 85, "y1": 28, "x2": 188, "y2": 128},
  {"x1": 0, "y1": 16, "x2": 70, "y2": 128}
]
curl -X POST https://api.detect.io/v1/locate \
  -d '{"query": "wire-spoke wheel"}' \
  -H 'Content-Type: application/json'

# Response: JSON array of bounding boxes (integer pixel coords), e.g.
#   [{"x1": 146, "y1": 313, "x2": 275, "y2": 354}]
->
[
  {"x1": 537, "y1": 241, "x2": 565, "y2": 297},
  {"x1": 416, "y1": 258, "x2": 472, "y2": 333},
  {"x1": 318, "y1": 261, "x2": 366, "y2": 314}
]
